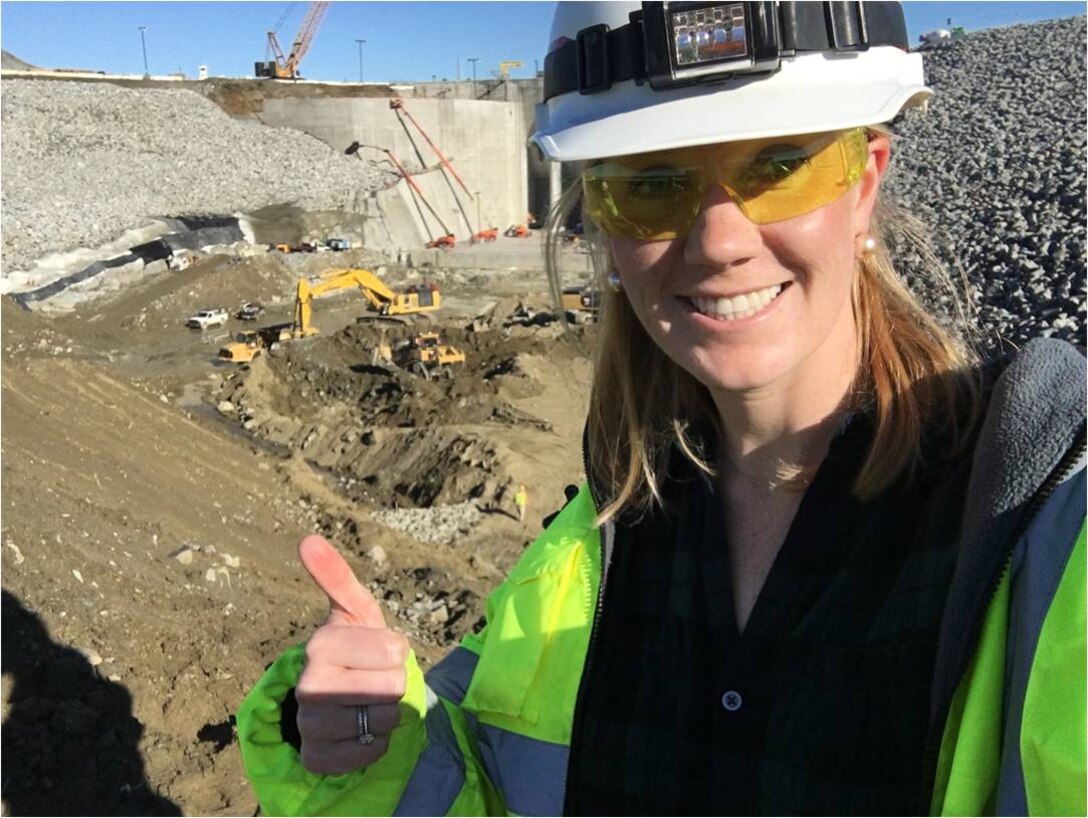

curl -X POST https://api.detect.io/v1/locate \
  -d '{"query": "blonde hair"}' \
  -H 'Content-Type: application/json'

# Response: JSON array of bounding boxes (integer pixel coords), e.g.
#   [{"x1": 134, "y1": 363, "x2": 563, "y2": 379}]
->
[{"x1": 544, "y1": 181, "x2": 980, "y2": 524}]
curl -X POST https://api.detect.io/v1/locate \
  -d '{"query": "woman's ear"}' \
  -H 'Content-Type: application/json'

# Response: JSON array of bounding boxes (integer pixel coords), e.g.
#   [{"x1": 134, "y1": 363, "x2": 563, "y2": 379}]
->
[{"x1": 853, "y1": 133, "x2": 891, "y2": 235}]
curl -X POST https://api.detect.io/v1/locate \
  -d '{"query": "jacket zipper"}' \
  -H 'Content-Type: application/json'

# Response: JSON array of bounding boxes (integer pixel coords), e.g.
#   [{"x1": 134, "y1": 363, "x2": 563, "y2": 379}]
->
[
  {"x1": 563, "y1": 428, "x2": 612, "y2": 815},
  {"x1": 918, "y1": 424, "x2": 1087, "y2": 812}
]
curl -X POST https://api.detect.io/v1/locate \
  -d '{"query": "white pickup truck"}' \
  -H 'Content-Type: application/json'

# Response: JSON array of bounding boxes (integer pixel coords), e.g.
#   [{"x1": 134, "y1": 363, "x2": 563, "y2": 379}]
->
[{"x1": 186, "y1": 308, "x2": 229, "y2": 330}]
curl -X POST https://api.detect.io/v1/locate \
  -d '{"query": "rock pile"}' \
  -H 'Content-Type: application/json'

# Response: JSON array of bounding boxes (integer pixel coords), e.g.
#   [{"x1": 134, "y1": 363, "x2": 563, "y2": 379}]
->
[
  {"x1": 0, "y1": 80, "x2": 396, "y2": 273},
  {"x1": 885, "y1": 16, "x2": 1086, "y2": 350},
  {"x1": 369, "y1": 502, "x2": 484, "y2": 545}
]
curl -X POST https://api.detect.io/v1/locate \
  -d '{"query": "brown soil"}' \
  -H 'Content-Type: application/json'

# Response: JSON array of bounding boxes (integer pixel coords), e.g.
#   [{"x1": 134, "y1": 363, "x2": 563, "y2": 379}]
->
[
  {"x1": 1, "y1": 251, "x2": 595, "y2": 815},
  {"x1": 198, "y1": 78, "x2": 403, "y2": 118}
]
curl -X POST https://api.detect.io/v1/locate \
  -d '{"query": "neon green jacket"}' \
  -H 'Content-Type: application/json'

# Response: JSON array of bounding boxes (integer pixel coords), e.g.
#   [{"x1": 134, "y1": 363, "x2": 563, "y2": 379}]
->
[{"x1": 238, "y1": 339, "x2": 1086, "y2": 816}]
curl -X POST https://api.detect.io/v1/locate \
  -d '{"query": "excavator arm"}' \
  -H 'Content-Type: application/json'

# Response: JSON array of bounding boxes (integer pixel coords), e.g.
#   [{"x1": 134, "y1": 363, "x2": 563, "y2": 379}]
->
[{"x1": 293, "y1": 269, "x2": 403, "y2": 337}]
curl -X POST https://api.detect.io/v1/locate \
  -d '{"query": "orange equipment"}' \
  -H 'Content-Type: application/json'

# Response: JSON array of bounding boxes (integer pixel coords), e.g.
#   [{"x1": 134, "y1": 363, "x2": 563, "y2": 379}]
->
[
  {"x1": 504, "y1": 224, "x2": 530, "y2": 238},
  {"x1": 346, "y1": 141, "x2": 456, "y2": 248},
  {"x1": 471, "y1": 228, "x2": 498, "y2": 244},
  {"x1": 426, "y1": 234, "x2": 457, "y2": 250},
  {"x1": 255, "y1": 1, "x2": 329, "y2": 79},
  {"x1": 389, "y1": 99, "x2": 474, "y2": 198},
  {"x1": 389, "y1": 98, "x2": 476, "y2": 238}
]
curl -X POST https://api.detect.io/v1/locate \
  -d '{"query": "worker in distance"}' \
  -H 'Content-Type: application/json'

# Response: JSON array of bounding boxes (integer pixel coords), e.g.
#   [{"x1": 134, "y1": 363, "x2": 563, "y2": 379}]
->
[{"x1": 238, "y1": 1, "x2": 1086, "y2": 814}]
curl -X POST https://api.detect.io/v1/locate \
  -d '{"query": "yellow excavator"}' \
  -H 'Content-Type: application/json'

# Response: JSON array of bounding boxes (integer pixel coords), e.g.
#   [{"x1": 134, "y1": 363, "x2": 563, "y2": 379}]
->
[
  {"x1": 218, "y1": 269, "x2": 440, "y2": 362},
  {"x1": 293, "y1": 268, "x2": 442, "y2": 338}
]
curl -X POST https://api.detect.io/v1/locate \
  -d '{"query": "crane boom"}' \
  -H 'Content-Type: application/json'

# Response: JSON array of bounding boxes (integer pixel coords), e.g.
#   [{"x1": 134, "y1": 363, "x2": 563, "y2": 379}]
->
[
  {"x1": 256, "y1": 1, "x2": 329, "y2": 79},
  {"x1": 286, "y1": 1, "x2": 329, "y2": 74}
]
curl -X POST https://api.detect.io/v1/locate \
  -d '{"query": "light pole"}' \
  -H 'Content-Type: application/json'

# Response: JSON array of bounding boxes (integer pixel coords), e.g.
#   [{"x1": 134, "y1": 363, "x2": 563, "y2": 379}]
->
[
  {"x1": 137, "y1": 26, "x2": 150, "y2": 78},
  {"x1": 467, "y1": 57, "x2": 479, "y2": 99},
  {"x1": 355, "y1": 38, "x2": 366, "y2": 83}
]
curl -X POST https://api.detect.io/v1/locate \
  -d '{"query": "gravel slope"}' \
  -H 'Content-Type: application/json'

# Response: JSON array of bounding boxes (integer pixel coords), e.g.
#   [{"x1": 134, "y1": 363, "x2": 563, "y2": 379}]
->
[
  {"x1": 0, "y1": 81, "x2": 393, "y2": 273},
  {"x1": 885, "y1": 16, "x2": 1086, "y2": 350}
]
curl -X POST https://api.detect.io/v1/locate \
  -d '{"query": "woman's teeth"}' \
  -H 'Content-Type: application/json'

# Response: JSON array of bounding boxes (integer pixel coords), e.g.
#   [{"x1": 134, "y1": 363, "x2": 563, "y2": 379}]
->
[{"x1": 691, "y1": 284, "x2": 783, "y2": 321}]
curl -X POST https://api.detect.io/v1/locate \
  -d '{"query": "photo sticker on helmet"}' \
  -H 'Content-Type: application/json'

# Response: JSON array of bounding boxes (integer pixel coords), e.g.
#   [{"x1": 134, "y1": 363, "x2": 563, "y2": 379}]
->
[{"x1": 672, "y1": 3, "x2": 748, "y2": 66}]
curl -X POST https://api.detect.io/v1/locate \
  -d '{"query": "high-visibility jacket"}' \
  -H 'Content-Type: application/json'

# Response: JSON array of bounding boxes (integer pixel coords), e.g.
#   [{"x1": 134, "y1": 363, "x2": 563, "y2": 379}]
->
[{"x1": 238, "y1": 339, "x2": 1086, "y2": 816}]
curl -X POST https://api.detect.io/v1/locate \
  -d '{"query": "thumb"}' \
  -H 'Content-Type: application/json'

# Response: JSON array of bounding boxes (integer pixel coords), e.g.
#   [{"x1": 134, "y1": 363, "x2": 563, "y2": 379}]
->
[{"x1": 298, "y1": 535, "x2": 386, "y2": 628}]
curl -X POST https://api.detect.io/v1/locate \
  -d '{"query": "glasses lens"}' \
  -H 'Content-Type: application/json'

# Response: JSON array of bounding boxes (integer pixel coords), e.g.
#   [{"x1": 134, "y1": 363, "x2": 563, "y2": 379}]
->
[
  {"x1": 582, "y1": 129, "x2": 869, "y2": 239},
  {"x1": 583, "y1": 162, "x2": 704, "y2": 240},
  {"x1": 735, "y1": 129, "x2": 868, "y2": 224}
]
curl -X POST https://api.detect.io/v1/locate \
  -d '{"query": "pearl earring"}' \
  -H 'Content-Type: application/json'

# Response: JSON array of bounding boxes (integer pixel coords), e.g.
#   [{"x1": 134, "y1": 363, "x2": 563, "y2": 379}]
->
[
  {"x1": 607, "y1": 270, "x2": 623, "y2": 292},
  {"x1": 860, "y1": 234, "x2": 877, "y2": 255}
]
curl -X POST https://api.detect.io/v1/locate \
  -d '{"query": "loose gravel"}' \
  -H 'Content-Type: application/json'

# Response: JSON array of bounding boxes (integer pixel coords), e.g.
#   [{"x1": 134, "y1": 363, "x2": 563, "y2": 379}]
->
[
  {"x1": 369, "y1": 502, "x2": 484, "y2": 546},
  {"x1": 884, "y1": 15, "x2": 1086, "y2": 351},
  {"x1": 0, "y1": 81, "x2": 395, "y2": 273}
]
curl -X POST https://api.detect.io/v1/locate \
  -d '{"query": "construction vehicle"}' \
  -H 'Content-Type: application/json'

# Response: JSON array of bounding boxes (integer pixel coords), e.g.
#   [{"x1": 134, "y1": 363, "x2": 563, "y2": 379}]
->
[
  {"x1": 218, "y1": 324, "x2": 294, "y2": 363},
  {"x1": 388, "y1": 99, "x2": 476, "y2": 239},
  {"x1": 274, "y1": 243, "x2": 292, "y2": 253},
  {"x1": 471, "y1": 227, "x2": 498, "y2": 244},
  {"x1": 376, "y1": 332, "x2": 466, "y2": 379},
  {"x1": 186, "y1": 307, "x2": 229, "y2": 330},
  {"x1": 505, "y1": 224, "x2": 530, "y2": 238},
  {"x1": 561, "y1": 285, "x2": 602, "y2": 324},
  {"x1": 325, "y1": 238, "x2": 351, "y2": 251},
  {"x1": 294, "y1": 268, "x2": 442, "y2": 338},
  {"x1": 498, "y1": 60, "x2": 524, "y2": 80},
  {"x1": 255, "y1": 1, "x2": 328, "y2": 79},
  {"x1": 346, "y1": 141, "x2": 460, "y2": 249},
  {"x1": 236, "y1": 302, "x2": 265, "y2": 321},
  {"x1": 427, "y1": 234, "x2": 456, "y2": 250}
]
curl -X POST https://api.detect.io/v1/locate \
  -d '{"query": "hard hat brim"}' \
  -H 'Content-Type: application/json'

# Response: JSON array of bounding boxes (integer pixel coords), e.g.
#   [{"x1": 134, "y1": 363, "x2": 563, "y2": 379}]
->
[{"x1": 532, "y1": 48, "x2": 931, "y2": 162}]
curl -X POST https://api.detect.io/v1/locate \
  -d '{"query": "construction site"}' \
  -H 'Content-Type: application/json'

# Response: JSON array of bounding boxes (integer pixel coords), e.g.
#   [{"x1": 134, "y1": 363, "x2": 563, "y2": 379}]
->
[
  {"x1": 2, "y1": 4, "x2": 1086, "y2": 816},
  {"x1": 1, "y1": 5, "x2": 600, "y2": 813}
]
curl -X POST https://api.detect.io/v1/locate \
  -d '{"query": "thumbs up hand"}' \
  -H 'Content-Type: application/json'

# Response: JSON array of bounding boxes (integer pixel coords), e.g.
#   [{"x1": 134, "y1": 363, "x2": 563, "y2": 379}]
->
[{"x1": 294, "y1": 535, "x2": 410, "y2": 776}]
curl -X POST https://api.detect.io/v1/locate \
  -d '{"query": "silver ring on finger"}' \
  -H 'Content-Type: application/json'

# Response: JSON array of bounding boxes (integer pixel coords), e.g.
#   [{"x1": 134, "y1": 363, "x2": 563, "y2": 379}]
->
[{"x1": 357, "y1": 705, "x2": 376, "y2": 745}]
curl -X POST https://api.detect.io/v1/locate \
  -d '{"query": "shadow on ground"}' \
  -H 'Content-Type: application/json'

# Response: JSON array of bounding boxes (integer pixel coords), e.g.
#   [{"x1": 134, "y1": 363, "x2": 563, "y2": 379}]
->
[{"x1": 1, "y1": 590, "x2": 181, "y2": 816}]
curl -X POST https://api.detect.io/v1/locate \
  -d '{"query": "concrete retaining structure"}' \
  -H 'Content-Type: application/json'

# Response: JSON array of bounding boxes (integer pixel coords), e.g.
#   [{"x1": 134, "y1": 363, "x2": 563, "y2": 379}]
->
[{"x1": 258, "y1": 96, "x2": 528, "y2": 251}]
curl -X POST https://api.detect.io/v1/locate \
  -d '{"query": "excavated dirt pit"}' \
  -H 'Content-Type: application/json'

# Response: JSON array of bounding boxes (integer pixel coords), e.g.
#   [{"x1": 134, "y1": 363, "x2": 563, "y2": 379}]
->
[{"x1": 1, "y1": 245, "x2": 596, "y2": 815}]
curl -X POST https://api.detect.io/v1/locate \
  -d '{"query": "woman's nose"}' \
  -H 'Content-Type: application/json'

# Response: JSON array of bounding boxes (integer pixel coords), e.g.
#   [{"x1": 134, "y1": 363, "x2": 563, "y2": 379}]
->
[{"x1": 683, "y1": 183, "x2": 763, "y2": 268}]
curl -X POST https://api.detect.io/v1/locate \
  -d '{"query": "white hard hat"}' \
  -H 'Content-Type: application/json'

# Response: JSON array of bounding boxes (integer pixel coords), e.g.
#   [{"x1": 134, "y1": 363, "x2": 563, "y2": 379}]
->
[{"x1": 532, "y1": 1, "x2": 931, "y2": 162}]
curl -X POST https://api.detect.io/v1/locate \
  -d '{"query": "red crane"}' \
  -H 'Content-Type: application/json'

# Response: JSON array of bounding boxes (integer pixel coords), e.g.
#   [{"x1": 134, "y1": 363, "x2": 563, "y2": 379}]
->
[{"x1": 255, "y1": 1, "x2": 330, "y2": 79}]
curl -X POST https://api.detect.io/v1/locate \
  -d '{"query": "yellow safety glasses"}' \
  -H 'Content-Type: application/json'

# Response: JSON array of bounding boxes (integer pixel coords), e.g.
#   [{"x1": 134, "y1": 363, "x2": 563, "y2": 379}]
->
[{"x1": 582, "y1": 128, "x2": 869, "y2": 241}]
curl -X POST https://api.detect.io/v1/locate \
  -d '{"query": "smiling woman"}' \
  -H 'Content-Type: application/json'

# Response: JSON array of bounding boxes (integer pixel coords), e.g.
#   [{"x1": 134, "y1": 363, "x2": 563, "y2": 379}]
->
[
  {"x1": 237, "y1": 2, "x2": 1086, "y2": 815},
  {"x1": 532, "y1": 2, "x2": 1084, "y2": 814},
  {"x1": 567, "y1": 124, "x2": 977, "y2": 517}
]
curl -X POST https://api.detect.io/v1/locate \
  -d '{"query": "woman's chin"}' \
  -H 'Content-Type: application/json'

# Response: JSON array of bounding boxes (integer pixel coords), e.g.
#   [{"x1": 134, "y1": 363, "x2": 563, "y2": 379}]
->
[{"x1": 683, "y1": 351, "x2": 791, "y2": 394}]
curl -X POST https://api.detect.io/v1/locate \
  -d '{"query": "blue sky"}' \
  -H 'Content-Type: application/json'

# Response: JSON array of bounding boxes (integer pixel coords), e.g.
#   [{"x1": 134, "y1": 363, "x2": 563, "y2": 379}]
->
[{"x1": 1, "y1": 2, "x2": 1084, "y2": 83}]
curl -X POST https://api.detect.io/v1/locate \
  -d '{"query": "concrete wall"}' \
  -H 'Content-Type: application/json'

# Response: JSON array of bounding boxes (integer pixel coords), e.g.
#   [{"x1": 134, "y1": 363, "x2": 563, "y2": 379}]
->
[
  {"x1": 410, "y1": 78, "x2": 564, "y2": 223},
  {"x1": 258, "y1": 96, "x2": 527, "y2": 245}
]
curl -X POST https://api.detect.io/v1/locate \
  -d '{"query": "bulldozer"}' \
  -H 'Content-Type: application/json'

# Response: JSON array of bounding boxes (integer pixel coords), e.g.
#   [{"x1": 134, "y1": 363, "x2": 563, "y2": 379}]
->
[
  {"x1": 294, "y1": 268, "x2": 442, "y2": 338},
  {"x1": 375, "y1": 332, "x2": 466, "y2": 379}
]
